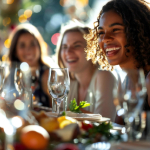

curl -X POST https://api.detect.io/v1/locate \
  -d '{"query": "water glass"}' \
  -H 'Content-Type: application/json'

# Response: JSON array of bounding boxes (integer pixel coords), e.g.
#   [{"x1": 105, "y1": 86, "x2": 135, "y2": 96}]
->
[
  {"x1": 47, "y1": 68, "x2": 70, "y2": 115},
  {"x1": 0, "y1": 62, "x2": 34, "y2": 149},
  {"x1": 113, "y1": 69, "x2": 147, "y2": 140}
]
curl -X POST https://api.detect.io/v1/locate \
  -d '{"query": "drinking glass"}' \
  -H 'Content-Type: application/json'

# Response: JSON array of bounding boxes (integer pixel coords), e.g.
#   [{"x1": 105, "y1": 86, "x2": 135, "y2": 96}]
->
[
  {"x1": 47, "y1": 68, "x2": 70, "y2": 115},
  {"x1": 113, "y1": 69, "x2": 147, "y2": 140},
  {"x1": 0, "y1": 62, "x2": 35, "y2": 149},
  {"x1": 14, "y1": 63, "x2": 32, "y2": 110}
]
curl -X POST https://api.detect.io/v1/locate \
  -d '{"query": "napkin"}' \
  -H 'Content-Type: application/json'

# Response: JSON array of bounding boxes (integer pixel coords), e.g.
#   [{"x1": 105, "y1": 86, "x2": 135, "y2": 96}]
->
[
  {"x1": 45, "y1": 111, "x2": 110, "y2": 122},
  {"x1": 65, "y1": 111, "x2": 106, "y2": 122}
]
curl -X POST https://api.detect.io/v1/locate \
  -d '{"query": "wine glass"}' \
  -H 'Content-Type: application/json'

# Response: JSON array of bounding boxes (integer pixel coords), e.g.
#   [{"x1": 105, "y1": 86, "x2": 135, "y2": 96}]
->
[
  {"x1": 14, "y1": 62, "x2": 32, "y2": 110},
  {"x1": 47, "y1": 68, "x2": 70, "y2": 115},
  {"x1": 113, "y1": 68, "x2": 147, "y2": 140},
  {"x1": 0, "y1": 62, "x2": 36, "y2": 149}
]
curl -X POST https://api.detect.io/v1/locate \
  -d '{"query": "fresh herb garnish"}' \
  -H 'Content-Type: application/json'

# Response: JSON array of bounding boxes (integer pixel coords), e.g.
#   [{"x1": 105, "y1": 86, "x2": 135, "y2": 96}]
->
[
  {"x1": 77, "y1": 122, "x2": 122, "y2": 144},
  {"x1": 69, "y1": 98, "x2": 90, "y2": 113},
  {"x1": 61, "y1": 111, "x2": 66, "y2": 116}
]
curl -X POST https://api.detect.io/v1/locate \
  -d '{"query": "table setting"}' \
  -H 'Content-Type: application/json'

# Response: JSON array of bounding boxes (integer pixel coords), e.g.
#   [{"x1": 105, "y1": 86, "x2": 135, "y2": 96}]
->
[{"x1": 0, "y1": 64, "x2": 149, "y2": 150}]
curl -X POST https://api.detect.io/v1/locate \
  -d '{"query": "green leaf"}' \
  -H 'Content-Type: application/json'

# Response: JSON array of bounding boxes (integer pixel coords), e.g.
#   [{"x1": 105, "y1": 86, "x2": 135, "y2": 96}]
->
[
  {"x1": 69, "y1": 98, "x2": 90, "y2": 113},
  {"x1": 69, "y1": 98, "x2": 77, "y2": 111},
  {"x1": 61, "y1": 111, "x2": 66, "y2": 116},
  {"x1": 79, "y1": 101, "x2": 90, "y2": 108}
]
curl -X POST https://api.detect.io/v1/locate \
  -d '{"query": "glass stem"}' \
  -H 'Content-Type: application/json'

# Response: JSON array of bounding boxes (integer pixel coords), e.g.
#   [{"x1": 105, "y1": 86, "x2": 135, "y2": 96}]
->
[
  {"x1": 126, "y1": 121, "x2": 133, "y2": 141},
  {"x1": 56, "y1": 98, "x2": 62, "y2": 114},
  {"x1": 63, "y1": 96, "x2": 67, "y2": 111},
  {"x1": 52, "y1": 98, "x2": 56, "y2": 113}
]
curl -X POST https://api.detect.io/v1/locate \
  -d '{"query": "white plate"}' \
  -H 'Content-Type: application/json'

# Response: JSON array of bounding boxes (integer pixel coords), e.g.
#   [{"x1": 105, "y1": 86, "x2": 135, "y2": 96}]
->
[
  {"x1": 86, "y1": 142, "x2": 111, "y2": 150},
  {"x1": 86, "y1": 141, "x2": 150, "y2": 150}
]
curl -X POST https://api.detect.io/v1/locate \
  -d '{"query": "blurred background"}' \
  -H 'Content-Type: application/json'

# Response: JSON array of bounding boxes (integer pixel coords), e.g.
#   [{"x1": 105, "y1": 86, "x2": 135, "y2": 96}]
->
[{"x1": 0, "y1": 0, "x2": 111, "y2": 61}]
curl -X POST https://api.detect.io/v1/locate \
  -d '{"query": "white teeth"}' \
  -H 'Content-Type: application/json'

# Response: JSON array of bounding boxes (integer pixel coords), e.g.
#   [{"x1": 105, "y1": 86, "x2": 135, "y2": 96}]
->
[{"x1": 106, "y1": 47, "x2": 120, "y2": 52}]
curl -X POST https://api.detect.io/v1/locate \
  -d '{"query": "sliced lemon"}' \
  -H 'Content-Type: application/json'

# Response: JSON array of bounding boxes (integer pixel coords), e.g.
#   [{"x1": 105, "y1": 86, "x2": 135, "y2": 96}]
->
[
  {"x1": 59, "y1": 120, "x2": 73, "y2": 129},
  {"x1": 58, "y1": 116, "x2": 76, "y2": 124},
  {"x1": 57, "y1": 116, "x2": 67, "y2": 124}
]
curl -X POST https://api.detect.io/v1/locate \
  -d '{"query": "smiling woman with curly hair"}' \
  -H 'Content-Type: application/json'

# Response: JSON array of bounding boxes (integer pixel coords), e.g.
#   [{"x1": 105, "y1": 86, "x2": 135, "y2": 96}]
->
[{"x1": 84, "y1": 0, "x2": 150, "y2": 111}]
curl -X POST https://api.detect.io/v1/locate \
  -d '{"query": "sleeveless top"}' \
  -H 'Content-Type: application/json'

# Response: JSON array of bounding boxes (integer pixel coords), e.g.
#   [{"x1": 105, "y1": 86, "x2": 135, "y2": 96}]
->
[
  {"x1": 32, "y1": 64, "x2": 50, "y2": 107},
  {"x1": 67, "y1": 70, "x2": 116, "y2": 122}
]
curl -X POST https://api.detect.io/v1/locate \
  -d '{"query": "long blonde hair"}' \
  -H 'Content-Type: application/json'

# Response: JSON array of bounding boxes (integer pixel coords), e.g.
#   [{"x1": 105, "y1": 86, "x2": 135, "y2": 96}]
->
[{"x1": 56, "y1": 21, "x2": 97, "y2": 79}]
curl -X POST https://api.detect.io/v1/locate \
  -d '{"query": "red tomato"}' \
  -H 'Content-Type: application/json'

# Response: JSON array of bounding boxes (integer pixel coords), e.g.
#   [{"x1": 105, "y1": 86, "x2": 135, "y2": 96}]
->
[{"x1": 81, "y1": 121, "x2": 93, "y2": 131}]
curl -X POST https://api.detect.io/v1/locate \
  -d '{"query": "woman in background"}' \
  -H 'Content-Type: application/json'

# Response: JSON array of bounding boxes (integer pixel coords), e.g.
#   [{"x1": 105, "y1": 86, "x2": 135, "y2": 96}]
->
[
  {"x1": 7, "y1": 23, "x2": 52, "y2": 107},
  {"x1": 56, "y1": 21, "x2": 116, "y2": 121}
]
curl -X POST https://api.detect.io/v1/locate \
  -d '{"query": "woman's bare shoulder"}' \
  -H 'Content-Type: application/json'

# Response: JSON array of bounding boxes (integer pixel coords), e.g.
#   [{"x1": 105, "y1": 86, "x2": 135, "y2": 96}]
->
[{"x1": 96, "y1": 70, "x2": 115, "y2": 80}]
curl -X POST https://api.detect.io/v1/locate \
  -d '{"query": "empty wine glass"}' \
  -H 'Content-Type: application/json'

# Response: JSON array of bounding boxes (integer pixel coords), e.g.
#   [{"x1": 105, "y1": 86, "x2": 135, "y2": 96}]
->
[
  {"x1": 0, "y1": 62, "x2": 35, "y2": 149},
  {"x1": 14, "y1": 62, "x2": 32, "y2": 110},
  {"x1": 47, "y1": 68, "x2": 70, "y2": 115},
  {"x1": 113, "y1": 69, "x2": 147, "y2": 140}
]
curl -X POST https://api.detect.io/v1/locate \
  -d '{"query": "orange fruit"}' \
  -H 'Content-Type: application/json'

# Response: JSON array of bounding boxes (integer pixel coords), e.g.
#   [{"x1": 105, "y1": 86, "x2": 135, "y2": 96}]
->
[
  {"x1": 20, "y1": 125, "x2": 49, "y2": 150},
  {"x1": 40, "y1": 117, "x2": 59, "y2": 132}
]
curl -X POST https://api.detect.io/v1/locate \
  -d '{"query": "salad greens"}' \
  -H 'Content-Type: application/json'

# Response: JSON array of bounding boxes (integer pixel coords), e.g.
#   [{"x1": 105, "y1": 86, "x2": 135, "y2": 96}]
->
[{"x1": 69, "y1": 98, "x2": 90, "y2": 113}]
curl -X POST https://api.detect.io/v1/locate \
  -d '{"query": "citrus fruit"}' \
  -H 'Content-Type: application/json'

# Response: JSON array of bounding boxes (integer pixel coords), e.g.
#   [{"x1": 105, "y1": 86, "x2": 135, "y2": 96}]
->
[
  {"x1": 59, "y1": 120, "x2": 73, "y2": 129},
  {"x1": 57, "y1": 116, "x2": 67, "y2": 123},
  {"x1": 20, "y1": 125, "x2": 49, "y2": 150},
  {"x1": 40, "y1": 117, "x2": 59, "y2": 132},
  {"x1": 57, "y1": 116, "x2": 77, "y2": 129}
]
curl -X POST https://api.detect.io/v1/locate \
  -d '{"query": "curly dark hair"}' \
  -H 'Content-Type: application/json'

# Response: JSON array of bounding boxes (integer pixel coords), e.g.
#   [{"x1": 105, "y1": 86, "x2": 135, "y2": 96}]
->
[{"x1": 84, "y1": 0, "x2": 150, "y2": 71}]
